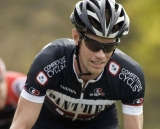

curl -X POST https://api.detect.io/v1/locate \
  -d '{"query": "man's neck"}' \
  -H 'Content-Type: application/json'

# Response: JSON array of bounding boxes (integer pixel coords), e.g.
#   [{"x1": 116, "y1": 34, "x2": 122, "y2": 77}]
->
[{"x1": 74, "y1": 57, "x2": 99, "y2": 82}]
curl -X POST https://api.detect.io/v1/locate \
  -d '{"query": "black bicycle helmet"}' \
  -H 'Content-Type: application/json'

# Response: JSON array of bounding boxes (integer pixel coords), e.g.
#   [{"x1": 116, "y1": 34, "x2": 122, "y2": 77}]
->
[{"x1": 70, "y1": 0, "x2": 130, "y2": 38}]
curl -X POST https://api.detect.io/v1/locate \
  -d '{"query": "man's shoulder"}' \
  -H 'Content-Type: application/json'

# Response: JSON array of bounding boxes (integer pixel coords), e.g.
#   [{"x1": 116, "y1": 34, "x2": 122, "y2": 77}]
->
[
  {"x1": 106, "y1": 49, "x2": 145, "y2": 96},
  {"x1": 108, "y1": 48, "x2": 144, "y2": 78},
  {"x1": 113, "y1": 48, "x2": 141, "y2": 68},
  {"x1": 39, "y1": 38, "x2": 75, "y2": 55},
  {"x1": 50, "y1": 38, "x2": 75, "y2": 47},
  {"x1": 35, "y1": 38, "x2": 75, "y2": 60},
  {"x1": 30, "y1": 38, "x2": 75, "y2": 75}
]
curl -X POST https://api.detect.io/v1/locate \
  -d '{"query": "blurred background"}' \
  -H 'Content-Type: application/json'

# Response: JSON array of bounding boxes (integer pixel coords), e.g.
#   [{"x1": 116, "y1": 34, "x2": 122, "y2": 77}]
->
[{"x1": 0, "y1": 0, "x2": 159, "y2": 128}]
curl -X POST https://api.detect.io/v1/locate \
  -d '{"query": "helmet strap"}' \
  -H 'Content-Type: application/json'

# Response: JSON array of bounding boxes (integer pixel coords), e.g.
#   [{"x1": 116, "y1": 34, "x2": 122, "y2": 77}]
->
[{"x1": 74, "y1": 39, "x2": 91, "y2": 76}]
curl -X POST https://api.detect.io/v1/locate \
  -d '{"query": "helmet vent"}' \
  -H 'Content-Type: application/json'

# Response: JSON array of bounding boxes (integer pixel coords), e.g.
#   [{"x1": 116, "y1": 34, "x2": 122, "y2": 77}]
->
[
  {"x1": 88, "y1": 15, "x2": 102, "y2": 32},
  {"x1": 105, "y1": 9, "x2": 110, "y2": 28},
  {"x1": 115, "y1": 3, "x2": 119, "y2": 12}
]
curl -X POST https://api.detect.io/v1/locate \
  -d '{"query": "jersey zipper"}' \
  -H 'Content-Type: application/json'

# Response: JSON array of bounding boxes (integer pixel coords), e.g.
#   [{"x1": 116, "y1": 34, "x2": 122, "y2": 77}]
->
[{"x1": 72, "y1": 83, "x2": 86, "y2": 121}]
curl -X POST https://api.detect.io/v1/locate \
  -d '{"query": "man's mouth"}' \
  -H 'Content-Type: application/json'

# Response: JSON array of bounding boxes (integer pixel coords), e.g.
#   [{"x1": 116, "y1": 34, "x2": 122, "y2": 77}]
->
[{"x1": 92, "y1": 61, "x2": 102, "y2": 65}]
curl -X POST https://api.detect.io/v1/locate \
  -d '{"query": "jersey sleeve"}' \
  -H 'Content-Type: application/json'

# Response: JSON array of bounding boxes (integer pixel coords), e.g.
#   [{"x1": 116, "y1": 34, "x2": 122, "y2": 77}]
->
[
  {"x1": 111, "y1": 50, "x2": 145, "y2": 115},
  {"x1": 21, "y1": 39, "x2": 72, "y2": 103},
  {"x1": 21, "y1": 43, "x2": 56, "y2": 103},
  {"x1": 119, "y1": 61, "x2": 145, "y2": 115}
]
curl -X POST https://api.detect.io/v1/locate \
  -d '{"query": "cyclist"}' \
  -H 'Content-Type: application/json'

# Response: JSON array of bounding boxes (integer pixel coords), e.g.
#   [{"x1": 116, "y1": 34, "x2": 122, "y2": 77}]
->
[
  {"x1": 0, "y1": 58, "x2": 26, "y2": 129},
  {"x1": 10, "y1": 0, "x2": 145, "y2": 129}
]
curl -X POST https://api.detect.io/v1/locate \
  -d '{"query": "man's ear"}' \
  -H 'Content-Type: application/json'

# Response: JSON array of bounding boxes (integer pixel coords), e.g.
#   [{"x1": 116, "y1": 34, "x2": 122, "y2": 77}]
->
[{"x1": 72, "y1": 28, "x2": 80, "y2": 45}]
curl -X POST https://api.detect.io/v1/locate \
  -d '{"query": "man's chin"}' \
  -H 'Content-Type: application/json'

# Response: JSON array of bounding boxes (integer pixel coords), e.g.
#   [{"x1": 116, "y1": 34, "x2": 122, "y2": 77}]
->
[{"x1": 89, "y1": 69, "x2": 103, "y2": 76}]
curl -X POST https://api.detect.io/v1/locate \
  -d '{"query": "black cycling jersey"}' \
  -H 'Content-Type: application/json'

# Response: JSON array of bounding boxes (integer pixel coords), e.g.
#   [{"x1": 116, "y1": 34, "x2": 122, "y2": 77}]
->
[{"x1": 21, "y1": 38, "x2": 145, "y2": 129}]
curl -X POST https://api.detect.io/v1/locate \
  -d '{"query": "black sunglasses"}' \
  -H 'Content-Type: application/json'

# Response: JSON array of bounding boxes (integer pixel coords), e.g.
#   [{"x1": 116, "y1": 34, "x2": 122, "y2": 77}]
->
[{"x1": 79, "y1": 32, "x2": 120, "y2": 53}]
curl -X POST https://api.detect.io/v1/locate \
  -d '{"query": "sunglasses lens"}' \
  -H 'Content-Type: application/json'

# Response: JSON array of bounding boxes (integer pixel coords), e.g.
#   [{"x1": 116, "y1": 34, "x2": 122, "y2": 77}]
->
[
  {"x1": 103, "y1": 44, "x2": 116, "y2": 53},
  {"x1": 79, "y1": 32, "x2": 118, "y2": 53},
  {"x1": 84, "y1": 39, "x2": 116, "y2": 53},
  {"x1": 84, "y1": 40, "x2": 101, "y2": 52}
]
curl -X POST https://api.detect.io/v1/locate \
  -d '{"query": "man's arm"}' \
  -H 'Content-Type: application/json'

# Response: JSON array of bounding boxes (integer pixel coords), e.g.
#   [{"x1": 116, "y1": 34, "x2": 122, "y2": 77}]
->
[
  {"x1": 123, "y1": 113, "x2": 143, "y2": 129},
  {"x1": 10, "y1": 96, "x2": 42, "y2": 129}
]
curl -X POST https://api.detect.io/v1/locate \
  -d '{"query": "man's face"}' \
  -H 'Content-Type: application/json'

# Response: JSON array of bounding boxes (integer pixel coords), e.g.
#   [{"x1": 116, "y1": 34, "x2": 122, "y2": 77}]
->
[{"x1": 78, "y1": 33, "x2": 116, "y2": 76}]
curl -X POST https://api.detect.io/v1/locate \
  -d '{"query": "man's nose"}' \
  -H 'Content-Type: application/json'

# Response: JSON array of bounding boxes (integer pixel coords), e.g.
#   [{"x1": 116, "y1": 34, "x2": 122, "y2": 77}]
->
[{"x1": 94, "y1": 49, "x2": 106, "y2": 59}]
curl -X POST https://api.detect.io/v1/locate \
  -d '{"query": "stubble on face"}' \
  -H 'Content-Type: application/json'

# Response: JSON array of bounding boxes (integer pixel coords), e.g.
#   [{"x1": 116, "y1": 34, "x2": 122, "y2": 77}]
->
[
  {"x1": 72, "y1": 30, "x2": 115, "y2": 79},
  {"x1": 78, "y1": 41, "x2": 112, "y2": 77}
]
